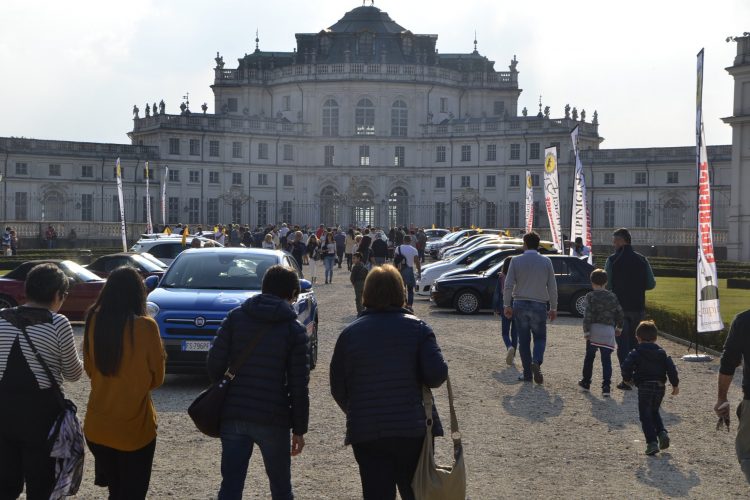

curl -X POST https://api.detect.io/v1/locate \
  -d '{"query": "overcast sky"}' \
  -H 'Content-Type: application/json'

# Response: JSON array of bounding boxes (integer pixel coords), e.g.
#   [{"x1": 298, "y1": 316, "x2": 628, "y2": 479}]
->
[{"x1": 0, "y1": 0, "x2": 746, "y2": 148}]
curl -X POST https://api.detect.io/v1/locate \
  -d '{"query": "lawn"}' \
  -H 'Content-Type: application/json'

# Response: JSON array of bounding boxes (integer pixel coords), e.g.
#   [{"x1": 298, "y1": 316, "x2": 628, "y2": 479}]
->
[{"x1": 647, "y1": 277, "x2": 749, "y2": 326}]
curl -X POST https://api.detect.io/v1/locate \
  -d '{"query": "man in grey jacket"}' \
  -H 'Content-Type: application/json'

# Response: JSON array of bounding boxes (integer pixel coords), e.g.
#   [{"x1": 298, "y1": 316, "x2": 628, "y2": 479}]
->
[{"x1": 503, "y1": 232, "x2": 558, "y2": 383}]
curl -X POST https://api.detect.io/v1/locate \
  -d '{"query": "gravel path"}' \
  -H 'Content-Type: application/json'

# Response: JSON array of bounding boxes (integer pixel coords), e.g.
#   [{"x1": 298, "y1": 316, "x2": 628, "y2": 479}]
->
[{"x1": 61, "y1": 265, "x2": 747, "y2": 499}]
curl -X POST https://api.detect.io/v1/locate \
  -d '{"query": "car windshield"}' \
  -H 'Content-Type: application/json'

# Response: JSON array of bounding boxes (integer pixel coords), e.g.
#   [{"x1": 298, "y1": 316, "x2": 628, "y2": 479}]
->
[
  {"x1": 130, "y1": 254, "x2": 166, "y2": 272},
  {"x1": 136, "y1": 252, "x2": 169, "y2": 269},
  {"x1": 159, "y1": 252, "x2": 278, "y2": 290},
  {"x1": 59, "y1": 260, "x2": 103, "y2": 282}
]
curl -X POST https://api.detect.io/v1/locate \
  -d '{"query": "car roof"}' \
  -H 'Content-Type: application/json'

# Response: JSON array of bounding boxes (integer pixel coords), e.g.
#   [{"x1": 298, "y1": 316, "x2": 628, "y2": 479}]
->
[{"x1": 179, "y1": 247, "x2": 285, "y2": 256}]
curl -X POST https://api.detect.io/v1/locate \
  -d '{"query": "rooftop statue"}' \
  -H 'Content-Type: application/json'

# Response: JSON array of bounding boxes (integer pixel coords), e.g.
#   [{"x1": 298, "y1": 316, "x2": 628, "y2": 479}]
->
[
  {"x1": 544, "y1": 106, "x2": 550, "y2": 119},
  {"x1": 581, "y1": 109, "x2": 586, "y2": 122},
  {"x1": 571, "y1": 107, "x2": 578, "y2": 121},
  {"x1": 201, "y1": 103, "x2": 208, "y2": 114},
  {"x1": 592, "y1": 110, "x2": 599, "y2": 125},
  {"x1": 159, "y1": 100, "x2": 165, "y2": 115},
  {"x1": 510, "y1": 55, "x2": 518, "y2": 72},
  {"x1": 522, "y1": 107, "x2": 527, "y2": 117},
  {"x1": 215, "y1": 52, "x2": 225, "y2": 69},
  {"x1": 132, "y1": 105, "x2": 139, "y2": 119},
  {"x1": 145, "y1": 104, "x2": 151, "y2": 117},
  {"x1": 564, "y1": 103, "x2": 570, "y2": 119},
  {"x1": 153, "y1": 102, "x2": 158, "y2": 115}
]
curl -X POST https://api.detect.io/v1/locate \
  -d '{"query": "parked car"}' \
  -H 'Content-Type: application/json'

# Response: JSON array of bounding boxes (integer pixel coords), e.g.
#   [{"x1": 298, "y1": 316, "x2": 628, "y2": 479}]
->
[
  {"x1": 0, "y1": 260, "x2": 105, "y2": 320},
  {"x1": 424, "y1": 228, "x2": 450, "y2": 241},
  {"x1": 145, "y1": 248, "x2": 319, "y2": 373},
  {"x1": 430, "y1": 255, "x2": 594, "y2": 316},
  {"x1": 86, "y1": 252, "x2": 168, "y2": 279},
  {"x1": 434, "y1": 247, "x2": 525, "y2": 283},
  {"x1": 416, "y1": 243, "x2": 510, "y2": 296},
  {"x1": 440, "y1": 235, "x2": 505, "y2": 259},
  {"x1": 130, "y1": 234, "x2": 223, "y2": 264},
  {"x1": 426, "y1": 230, "x2": 477, "y2": 258}
]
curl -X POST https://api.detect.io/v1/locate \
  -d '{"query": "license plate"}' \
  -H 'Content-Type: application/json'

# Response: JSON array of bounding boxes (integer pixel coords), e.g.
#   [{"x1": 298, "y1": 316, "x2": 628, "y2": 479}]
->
[{"x1": 181, "y1": 340, "x2": 211, "y2": 352}]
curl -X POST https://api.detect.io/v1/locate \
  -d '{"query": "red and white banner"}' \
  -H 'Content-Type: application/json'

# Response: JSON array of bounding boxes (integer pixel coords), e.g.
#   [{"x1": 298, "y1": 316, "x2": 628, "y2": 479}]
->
[
  {"x1": 569, "y1": 126, "x2": 593, "y2": 264},
  {"x1": 161, "y1": 166, "x2": 168, "y2": 227},
  {"x1": 145, "y1": 161, "x2": 153, "y2": 234},
  {"x1": 525, "y1": 170, "x2": 534, "y2": 233},
  {"x1": 543, "y1": 147, "x2": 563, "y2": 252},
  {"x1": 695, "y1": 49, "x2": 723, "y2": 332},
  {"x1": 115, "y1": 158, "x2": 127, "y2": 252}
]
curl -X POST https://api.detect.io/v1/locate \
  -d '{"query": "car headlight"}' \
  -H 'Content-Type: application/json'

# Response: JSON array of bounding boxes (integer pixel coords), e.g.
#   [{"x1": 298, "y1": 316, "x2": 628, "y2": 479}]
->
[{"x1": 146, "y1": 302, "x2": 160, "y2": 318}]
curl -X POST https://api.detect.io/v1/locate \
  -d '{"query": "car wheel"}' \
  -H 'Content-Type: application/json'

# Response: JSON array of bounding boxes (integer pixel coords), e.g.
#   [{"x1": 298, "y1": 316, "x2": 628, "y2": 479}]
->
[
  {"x1": 0, "y1": 295, "x2": 17, "y2": 310},
  {"x1": 309, "y1": 317, "x2": 319, "y2": 370},
  {"x1": 571, "y1": 291, "x2": 587, "y2": 317},
  {"x1": 454, "y1": 290, "x2": 480, "y2": 315}
]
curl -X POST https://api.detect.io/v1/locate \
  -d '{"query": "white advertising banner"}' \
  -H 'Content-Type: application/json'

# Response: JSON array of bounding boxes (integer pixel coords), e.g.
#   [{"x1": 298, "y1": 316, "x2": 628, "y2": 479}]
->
[
  {"x1": 161, "y1": 166, "x2": 168, "y2": 227},
  {"x1": 525, "y1": 170, "x2": 534, "y2": 233},
  {"x1": 543, "y1": 147, "x2": 563, "y2": 252},
  {"x1": 145, "y1": 161, "x2": 153, "y2": 234},
  {"x1": 569, "y1": 126, "x2": 593, "y2": 264},
  {"x1": 115, "y1": 158, "x2": 127, "y2": 252}
]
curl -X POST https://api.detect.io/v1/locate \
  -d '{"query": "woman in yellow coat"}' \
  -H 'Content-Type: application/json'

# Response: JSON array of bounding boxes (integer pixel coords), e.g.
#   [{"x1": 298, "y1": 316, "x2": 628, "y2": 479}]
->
[{"x1": 83, "y1": 267, "x2": 166, "y2": 500}]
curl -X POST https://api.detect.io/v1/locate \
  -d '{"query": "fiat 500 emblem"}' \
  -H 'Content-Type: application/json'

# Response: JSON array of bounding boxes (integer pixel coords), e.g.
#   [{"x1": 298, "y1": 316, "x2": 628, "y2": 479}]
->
[{"x1": 194, "y1": 316, "x2": 206, "y2": 327}]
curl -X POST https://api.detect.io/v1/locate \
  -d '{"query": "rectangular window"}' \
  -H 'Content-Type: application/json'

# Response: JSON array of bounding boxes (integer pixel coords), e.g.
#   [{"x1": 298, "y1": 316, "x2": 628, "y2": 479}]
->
[
  {"x1": 604, "y1": 173, "x2": 615, "y2": 185},
  {"x1": 603, "y1": 200, "x2": 616, "y2": 227},
  {"x1": 486, "y1": 144, "x2": 497, "y2": 161},
  {"x1": 634, "y1": 200, "x2": 648, "y2": 227},
  {"x1": 324, "y1": 145, "x2": 335, "y2": 166},
  {"x1": 281, "y1": 201, "x2": 293, "y2": 223},
  {"x1": 529, "y1": 143, "x2": 540, "y2": 160},
  {"x1": 188, "y1": 198, "x2": 200, "y2": 224},
  {"x1": 460, "y1": 175, "x2": 470, "y2": 188},
  {"x1": 81, "y1": 165, "x2": 93, "y2": 178},
  {"x1": 210, "y1": 140, "x2": 220, "y2": 157},
  {"x1": 282, "y1": 95, "x2": 291, "y2": 111},
  {"x1": 283, "y1": 144, "x2": 294, "y2": 161},
  {"x1": 15, "y1": 162, "x2": 28, "y2": 175},
  {"x1": 486, "y1": 175, "x2": 496, "y2": 188},
  {"x1": 440, "y1": 97, "x2": 448, "y2": 113},
  {"x1": 207, "y1": 199, "x2": 219, "y2": 226},
  {"x1": 258, "y1": 173, "x2": 268, "y2": 186},
  {"x1": 232, "y1": 172, "x2": 242, "y2": 185},
  {"x1": 258, "y1": 143, "x2": 269, "y2": 160},
  {"x1": 168, "y1": 169, "x2": 180, "y2": 182},
  {"x1": 634, "y1": 172, "x2": 647, "y2": 185},
  {"x1": 508, "y1": 201, "x2": 519, "y2": 227},
  {"x1": 282, "y1": 174, "x2": 294, "y2": 187},
  {"x1": 227, "y1": 98, "x2": 238, "y2": 113},
  {"x1": 167, "y1": 197, "x2": 179, "y2": 224},
  {"x1": 667, "y1": 171, "x2": 679, "y2": 184},
  {"x1": 80, "y1": 194, "x2": 93, "y2": 221},
  {"x1": 394, "y1": 146, "x2": 405, "y2": 167},
  {"x1": 435, "y1": 176, "x2": 446, "y2": 189},
  {"x1": 485, "y1": 202, "x2": 497, "y2": 228},
  {"x1": 461, "y1": 145, "x2": 471, "y2": 162},
  {"x1": 169, "y1": 138, "x2": 180, "y2": 155},
  {"x1": 435, "y1": 202, "x2": 446, "y2": 228},
  {"x1": 232, "y1": 141, "x2": 242, "y2": 158},
  {"x1": 493, "y1": 101, "x2": 505, "y2": 116},
  {"x1": 49, "y1": 164, "x2": 61, "y2": 176},
  {"x1": 509, "y1": 174, "x2": 520, "y2": 187},
  {"x1": 189, "y1": 170, "x2": 200, "y2": 183},
  {"x1": 189, "y1": 139, "x2": 200, "y2": 156},
  {"x1": 257, "y1": 200, "x2": 268, "y2": 226},
  {"x1": 359, "y1": 145, "x2": 370, "y2": 166},
  {"x1": 322, "y1": 106, "x2": 339, "y2": 137},
  {"x1": 231, "y1": 199, "x2": 242, "y2": 223},
  {"x1": 15, "y1": 192, "x2": 28, "y2": 220},
  {"x1": 531, "y1": 174, "x2": 540, "y2": 187},
  {"x1": 436, "y1": 146, "x2": 446, "y2": 163},
  {"x1": 510, "y1": 144, "x2": 520, "y2": 160},
  {"x1": 459, "y1": 202, "x2": 472, "y2": 228},
  {"x1": 550, "y1": 142, "x2": 561, "y2": 157},
  {"x1": 209, "y1": 171, "x2": 220, "y2": 184}
]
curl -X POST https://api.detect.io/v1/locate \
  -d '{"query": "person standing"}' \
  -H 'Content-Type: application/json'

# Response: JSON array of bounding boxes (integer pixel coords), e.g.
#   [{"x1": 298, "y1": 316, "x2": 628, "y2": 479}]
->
[
  {"x1": 715, "y1": 309, "x2": 750, "y2": 482},
  {"x1": 572, "y1": 237, "x2": 591, "y2": 258},
  {"x1": 334, "y1": 228, "x2": 346, "y2": 269},
  {"x1": 207, "y1": 266, "x2": 309, "y2": 500},
  {"x1": 503, "y1": 232, "x2": 558, "y2": 384},
  {"x1": 45, "y1": 225, "x2": 57, "y2": 249},
  {"x1": 604, "y1": 228, "x2": 656, "y2": 390},
  {"x1": 371, "y1": 234, "x2": 388, "y2": 266},
  {"x1": 415, "y1": 228, "x2": 427, "y2": 263},
  {"x1": 394, "y1": 235, "x2": 420, "y2": 309},
  {"x1": 358, "y1": 234, "x2": 373, "y2": 270},
  {"x1": 306, "y1": 235, "x2": 320, "y2": 284},
  {"x1": 349, "y1": 252, "x2": 369, "y2": 314},
  {"x1": 288, "y1": 231, "x2": 307, "y2": 276},
  {"x1": 83, "y1": 267, "x2": 166, "y2": 499},
  {"x1": 330, "y1": 265, "x2": 448, "y2": 500},
  {"x1": 344, "y1": 229, "x2": 356, "y2": 271},
  {"x1": 215, "y1": 225, "x2": 226, "y2": 246},
  {"x1": 321, "y1": 232, "x2": 337, "y2": 284},
  {"x1": 492, "y1": 257, "x2": 518, "y2": 366},
  {"x1": 262, "y1": 234, "x2": 276, "y2": 250},
  {"x1": 9, "y1": 230, "x2": 18, "y2": 256},
  {"x1": 0, "y1": 264, "x2": 83, "y2": 499},
  {"x1": 279, "y1": 223, "x2": 290, "y2": 250},
  {"x1": 2, "y1": 227, "x2": 11, "y2": 256}
]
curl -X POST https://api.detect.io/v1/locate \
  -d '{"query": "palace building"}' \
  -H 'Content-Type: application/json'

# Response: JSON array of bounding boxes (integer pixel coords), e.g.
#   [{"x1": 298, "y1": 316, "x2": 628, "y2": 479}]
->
[{"x1": 1, "y1": 5, "x2": 749, "y2": 260}]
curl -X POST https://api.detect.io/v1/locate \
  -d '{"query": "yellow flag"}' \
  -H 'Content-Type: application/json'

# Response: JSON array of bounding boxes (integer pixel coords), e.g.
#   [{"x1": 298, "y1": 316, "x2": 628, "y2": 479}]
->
[
  {"x1": 477, "y1": 227, "x2": 483, "y2": 234},
  {"x1": 213, "y1": 226, "x2": 219, "y2": 233},
  {"x1": 163, "y1": 226, "x2": 172, "y2": 235},
  {"x1": 431, "y1": 223, "x2": 436, "y2": 229},
  {"x1": 470, "y1": 224, "x2": 475, "y2": 229},
  {"x1": 182, "y1": 226, "x2": 189, "y2": 246}
]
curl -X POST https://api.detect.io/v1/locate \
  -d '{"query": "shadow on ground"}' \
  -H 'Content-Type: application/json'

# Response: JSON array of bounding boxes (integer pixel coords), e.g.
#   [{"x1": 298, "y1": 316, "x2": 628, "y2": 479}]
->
[
  {"x1": 500, "y1": 381, "x2": 564, "y2": 423},
  {"x1": 634, "y1": 452, "x2": 701, "y2": 497}
]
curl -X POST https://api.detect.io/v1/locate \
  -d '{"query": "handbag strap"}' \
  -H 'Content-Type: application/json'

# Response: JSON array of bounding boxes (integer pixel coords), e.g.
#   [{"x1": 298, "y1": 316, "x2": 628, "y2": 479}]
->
[
  {"x1": 224, "y1": 324, "x2": 271, "y2": 380},
  {"x1": 16, "y1": 315, "x2": 66, "y2": 409},
  {"x1": 421, "y1": 374, "x2": 461, "y2": 446}
]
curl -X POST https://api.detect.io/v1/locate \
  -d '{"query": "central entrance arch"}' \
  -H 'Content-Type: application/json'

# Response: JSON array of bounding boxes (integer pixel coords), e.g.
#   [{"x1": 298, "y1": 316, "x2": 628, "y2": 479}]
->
[
  {"x1": 351, "y1": 186, "x2": 374, "y2": 227},
  {"x1": 388, "y1": 187, "x2": 409, "y2": 228}
]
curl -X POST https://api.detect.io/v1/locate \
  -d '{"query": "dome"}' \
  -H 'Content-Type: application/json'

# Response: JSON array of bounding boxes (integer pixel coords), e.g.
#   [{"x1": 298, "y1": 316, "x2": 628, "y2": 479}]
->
[{"x1": 328, "y1": 6, "x2": 407, "y2": 34}]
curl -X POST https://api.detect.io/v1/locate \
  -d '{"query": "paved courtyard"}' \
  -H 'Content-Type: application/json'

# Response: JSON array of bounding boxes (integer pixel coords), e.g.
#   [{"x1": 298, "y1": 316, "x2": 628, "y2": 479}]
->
[{"x1": 64, "y1": 265, "x2": 747, "y2": 499}]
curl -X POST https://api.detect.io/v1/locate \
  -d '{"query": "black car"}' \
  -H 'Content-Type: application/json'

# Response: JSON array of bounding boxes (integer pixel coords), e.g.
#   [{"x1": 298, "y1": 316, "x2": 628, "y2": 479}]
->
[{"x1": 430, "y1": 255, "x2": 594, "y2": 316}]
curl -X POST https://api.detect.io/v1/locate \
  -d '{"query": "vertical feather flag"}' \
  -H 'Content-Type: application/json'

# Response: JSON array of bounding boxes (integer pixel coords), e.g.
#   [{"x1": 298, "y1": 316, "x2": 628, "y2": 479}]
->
[
  {"x1": 115, "y1": 158, "x2": 127, "y2": 252},
  {"x1": 569, "y1": 126, "x2": 593, "y2": 264},
  {"x1": 525, "y1": 170, "x2": 534, "y2": 233},
  {"x1": 181, "y1": 225, "x2": 189, "y2": 247},
  {"x1": 161, "y1": 166, "x2": 168, "y2": 228},
  {"x1": 145, "y1": 161, "x2": 153, "y2": 234},
  {"x1": 543, "y1": 147, "x2": 563, "y2": 252}
]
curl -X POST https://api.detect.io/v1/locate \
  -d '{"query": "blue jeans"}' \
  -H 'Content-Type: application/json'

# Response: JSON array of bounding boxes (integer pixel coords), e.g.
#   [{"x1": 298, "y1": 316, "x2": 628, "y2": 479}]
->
[
  {"x1": 219, "y1": 420, "x2": 293, "y2": 500},
  {"x1": 501, "y1": 315, "x2": 517, "y2": 350},
  {"x1": 637, "y1": 382, "x2": 666, "y2": 444},
  {"x1": 324, "y1": 256, "x2": 335, "y2": 282},
  {"x1": 616, "y1": 311, "x2": 646, "y2": 365},
  {"x1": 581, "y1": 340, "x2": 613, "y2": 388},
  {"x1": 512, "y1": 300, "x2": 548, "y2": 378},
  {"x1": 401, "y1": 267, "x2": 415, "y2": 306}
]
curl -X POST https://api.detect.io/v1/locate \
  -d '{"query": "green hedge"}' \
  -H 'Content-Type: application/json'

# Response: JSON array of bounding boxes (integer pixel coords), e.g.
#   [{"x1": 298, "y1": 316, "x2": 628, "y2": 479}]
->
[
  {"x1": 728, "y1": 278, "x2": 750, "y2": 290},
  {"x1": 651, "y1": 267, "x2": 750, "y2": 279},
  {"x1": 645, "y1": 303, "x2": 727, "y2": 349}
]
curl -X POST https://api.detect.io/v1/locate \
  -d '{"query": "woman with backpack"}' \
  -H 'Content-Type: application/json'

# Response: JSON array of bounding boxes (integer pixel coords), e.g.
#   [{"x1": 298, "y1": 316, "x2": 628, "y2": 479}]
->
[
  {"x1": 0, "y1": 264, "x2": 83, "y2": 499},
  {"x1": 83, "y1": 267, "x2": 166, "y2": 500},
  {"x1": 307, "y1": 234, "x2": 320, "y2": 284},
  {"x1": 321, "y1": 231, "x2": 337, "y2": 284}
]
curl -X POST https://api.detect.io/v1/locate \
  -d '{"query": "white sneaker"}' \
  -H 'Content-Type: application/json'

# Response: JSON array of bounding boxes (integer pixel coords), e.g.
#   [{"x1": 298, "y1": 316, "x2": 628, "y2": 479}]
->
[{"x1": 505, "y1": 347, "x2": 516, "y2": 366}]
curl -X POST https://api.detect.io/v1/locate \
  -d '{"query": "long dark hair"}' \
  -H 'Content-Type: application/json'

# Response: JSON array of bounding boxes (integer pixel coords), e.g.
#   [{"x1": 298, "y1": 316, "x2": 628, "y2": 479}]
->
[{"x1": 83, "y1": 267, "x2": 147, "y2": 376}]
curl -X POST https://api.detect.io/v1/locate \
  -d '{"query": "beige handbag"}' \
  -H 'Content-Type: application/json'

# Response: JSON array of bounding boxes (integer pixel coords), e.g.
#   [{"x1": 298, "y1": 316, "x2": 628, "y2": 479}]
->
[{"x1": 411, "y1": 376, "x2": 466, "y2": 500}]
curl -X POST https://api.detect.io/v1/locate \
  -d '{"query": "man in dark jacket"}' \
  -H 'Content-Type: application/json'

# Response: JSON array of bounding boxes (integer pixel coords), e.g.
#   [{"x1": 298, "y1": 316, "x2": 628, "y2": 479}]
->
[
  {"x1": 334, "y1": 228, "x2": 346, "y2": 268},
  {"x1": 207, "y1": 265, "x2": 310, "y2": 500},
  {"x1": 604, "y1": 228, "x2": 656, "y2": 389}
]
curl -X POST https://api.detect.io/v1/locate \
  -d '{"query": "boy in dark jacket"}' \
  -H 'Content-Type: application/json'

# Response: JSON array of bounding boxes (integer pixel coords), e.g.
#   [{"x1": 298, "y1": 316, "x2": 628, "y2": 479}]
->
[
  {"x1": 350, "y1": 252, "x2": 368, "y2": 314},
  {"x1": 621, "y1": 320, "x2": 680, "y2": 456}
]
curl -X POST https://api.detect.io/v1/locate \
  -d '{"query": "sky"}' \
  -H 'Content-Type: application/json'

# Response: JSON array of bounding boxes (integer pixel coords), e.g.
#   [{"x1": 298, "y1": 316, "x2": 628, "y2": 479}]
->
[{"x1": 0, "y1": 0, "x2": 747, "y2": 149}]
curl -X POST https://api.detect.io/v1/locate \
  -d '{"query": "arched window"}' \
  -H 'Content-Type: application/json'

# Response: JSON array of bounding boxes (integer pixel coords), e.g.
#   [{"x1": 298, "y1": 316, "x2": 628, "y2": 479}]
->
[
  {"x1": 388, "y1": 187, "x2": 409, "y2": 228},
  {"x1": 355, "y1": 98, "x2": 375, "y2": 135},
  {"x1": 322, "y1": 99, "x2": 339, "y2": 137},
  {"x1": 663, "y1": 198, "x2": 686, "y2": 228},
  {"x1": 43, "y1": 191, "x2": 64, "y2": 221},
  {"x1": 391, "y1": 100, "x2": 408, "y2": 137},
  {"x1": 352, "y1": 186, "x2": 375, "y2": 227},
  {"x1": 320, "y1": 186, "x2": 340, "y2": 226}
]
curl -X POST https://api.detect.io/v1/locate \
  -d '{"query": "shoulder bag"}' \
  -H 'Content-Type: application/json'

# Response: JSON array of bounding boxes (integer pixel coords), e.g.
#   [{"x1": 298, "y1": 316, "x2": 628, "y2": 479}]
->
[
  {"x1": 188, "y1": 325, "x2": 270, "y2": 438},
  {"x1": 411, "y1": 375, "x2": 466, "y2": 500},
  {"x1": 393, "y1": 245, "x2": 406, "y2": 271}
]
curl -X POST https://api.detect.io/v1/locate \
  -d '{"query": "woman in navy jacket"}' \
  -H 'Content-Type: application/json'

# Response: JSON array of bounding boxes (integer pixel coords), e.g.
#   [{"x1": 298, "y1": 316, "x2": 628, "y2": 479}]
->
[{"x1": 330, "y1": 264, "x2": 448, "y2": 500}]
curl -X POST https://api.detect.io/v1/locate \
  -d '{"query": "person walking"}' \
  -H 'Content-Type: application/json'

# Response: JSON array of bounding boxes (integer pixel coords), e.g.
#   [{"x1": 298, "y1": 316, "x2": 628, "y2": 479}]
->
[
  {"x1": 321, "y1": 232, "x2": 337, "y2": 284},
  {"x1": 715, "y1": 309, "x2": 750, "y2": 482},
  {"x1": 288, "y1": 231, "x2": 307, "y2": 275},
  {"x1": 349, "y1": 252, "x2": 369, "y2": 314},
  {"x1": 207, "y1": 266, "x2": 310, "y2": 500},
  {"x1": 262, "y1": 233, "x2": 276, "y2": 250},
  {"x1": 492, "y1": 257, "x2": 518, "y2": 366},
  {"x1": 415, "y1": 228, "x2": 427, "y2": 263},
  {"x1": 357, "y1": 234, "x2": 373, "y2": 270},
  {"x1": 83, "y1": 267, "x2": 166, "y2": 499},
  {"x1": 9, "y1": 230, "x2": 18, "y2": 256},
  {"x1": 371, "y1": 233, "x2": 388, "y2": 266},
  {"x1": 306, "y1": 234, "x2": 320, "y2": 284},
  {"x1": 0, "y1": 263, "x2": 83, "y2": 499},
  {"x1": 330, "y1": 265, "x2": 448, "y2": 500},
  {"x1": 2, "y1": 227, "x2": 11, "y2": 256},
  {"x1": 394, "y1": 235, "x2": 420, "y2": 309},
  {"x1": 503, "y1": 232, "x2": 558, "y2": 384},
  {"x1": 334, "y1": 228, "x2": 346, "y2": 269},
  {"x1": 577, "y1": 269, "x2": 624, "y2": 397},
  {"x1": 344, "y1": 229, "x2": 356, "y2": 271},
  {"x1": 604, "y1": 228, "x2": 656, "y2": 390}
]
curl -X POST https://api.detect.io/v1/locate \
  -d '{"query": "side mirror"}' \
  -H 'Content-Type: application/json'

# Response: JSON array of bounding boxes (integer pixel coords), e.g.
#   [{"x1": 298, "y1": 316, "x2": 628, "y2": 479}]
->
[
  {"x1": 144, "y1": 275, "x2": 159, "y2": 292},
  {"x1": 299, "y1": 279, "x2": 312, "y2": 292}
]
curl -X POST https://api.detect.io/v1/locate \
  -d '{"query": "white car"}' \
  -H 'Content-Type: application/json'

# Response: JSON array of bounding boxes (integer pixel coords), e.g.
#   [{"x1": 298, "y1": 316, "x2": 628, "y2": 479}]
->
[
  {"x1": 416, "y1": 244, "x2": 506, "y2": 296},
  {"x1": 130, "y1": 234, "x2": 224, "y2": 265}
]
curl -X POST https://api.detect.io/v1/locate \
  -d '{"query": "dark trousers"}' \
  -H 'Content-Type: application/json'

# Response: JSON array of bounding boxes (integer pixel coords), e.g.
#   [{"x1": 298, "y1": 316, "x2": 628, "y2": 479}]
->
[
  {"x1": 351, "y1": 436, "x2": 424, "y2": 500},
  {"x1": 637, "y1": 381, "x2": 666, "y2": 443},
  {"x1": 86, "y1": 438, "x2": 156, "y2": 500},
  {"x1": 345, "y1": 253, "x2": 353, "y2": 271},
  {"x1": 336, "y1": 247, "x2": 345, "y2": 268},
  {"x1": 581, "y1": 341, "x2": 613, "y2": 388},
  {"x1": 353, "y1": 281, "x2": 365, "y2": 314},
  {"x1": 616, "y1": 310, "x2": 645, "y2": 365}
]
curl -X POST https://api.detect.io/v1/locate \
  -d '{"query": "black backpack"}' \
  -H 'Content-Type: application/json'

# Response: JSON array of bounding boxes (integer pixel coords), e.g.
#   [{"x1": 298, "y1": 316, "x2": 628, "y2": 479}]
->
[{"x1": 393, "y1": 245, "x2": 406, "y2": 271}]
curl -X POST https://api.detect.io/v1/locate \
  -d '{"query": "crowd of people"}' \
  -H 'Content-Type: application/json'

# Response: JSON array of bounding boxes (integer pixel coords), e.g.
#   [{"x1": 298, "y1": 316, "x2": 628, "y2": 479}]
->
[{"x1": 0, "y1": 224, "x2": 749, "y2": 498}]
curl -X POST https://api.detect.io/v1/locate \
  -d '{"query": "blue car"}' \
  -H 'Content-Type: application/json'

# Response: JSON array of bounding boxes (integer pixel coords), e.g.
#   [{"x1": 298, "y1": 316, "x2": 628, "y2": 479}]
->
[{"x1": 145, "y1": 247, "x2": 319, "y2": 374}]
